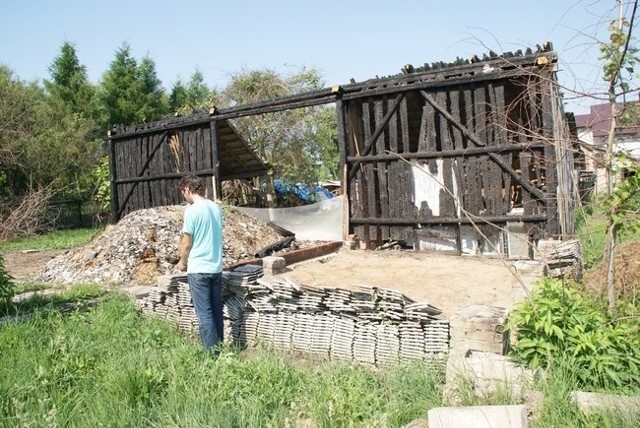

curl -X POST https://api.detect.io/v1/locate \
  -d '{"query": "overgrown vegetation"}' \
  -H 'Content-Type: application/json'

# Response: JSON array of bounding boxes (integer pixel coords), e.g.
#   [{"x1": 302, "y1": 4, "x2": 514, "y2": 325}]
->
[
  {"x1": 508, "y1": 277, "x2": 640, "y2": 391},
  {"x1": 2, "y1": 291, "x2": 638, "y2": 427},
  {"x1": 0, "y1": 254, "x2": 14, "y2": 309},
  {"x1": 577, "y1": 171, "x2": 640, "y2": 270}
]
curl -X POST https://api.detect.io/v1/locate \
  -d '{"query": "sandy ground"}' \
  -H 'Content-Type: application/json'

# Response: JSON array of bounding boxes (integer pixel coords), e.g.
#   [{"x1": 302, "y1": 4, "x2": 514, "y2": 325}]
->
[
  {"x1": 2, "y1": 247, "x2": 519, "y2": 319},
  {"x1": 275, "y1": 247, "x2": 518, "y2": 318}
]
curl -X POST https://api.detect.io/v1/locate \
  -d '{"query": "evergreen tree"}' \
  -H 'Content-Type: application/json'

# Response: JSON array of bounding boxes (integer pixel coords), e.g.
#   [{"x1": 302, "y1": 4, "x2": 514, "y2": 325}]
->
[
  {"x1": 99, "y1": 43, "x2": 141, "y2": 127},
  {"x1": 44, "y1": 41, "x2": 96, "y2": 118},
  {"x1": 186, "y1": 69, "x2": 214, "y2": 109},
  {"x1": 169, "y1": 79, "x2": 188, "y2": 113},
  {"x1": 138, "y1": 56, "x2": 168, "y2": 122},
  {"x1": 99, "y1": 43, "x2": 168, "y2": 127}
]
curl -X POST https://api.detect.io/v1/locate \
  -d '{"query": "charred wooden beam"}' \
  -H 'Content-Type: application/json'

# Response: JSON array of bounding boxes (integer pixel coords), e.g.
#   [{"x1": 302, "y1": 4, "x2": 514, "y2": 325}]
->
[
  {"x1": 347, "y1": 143, "x2": 545, "y2": 162},
  {"x1": 341, "y1": 66, "x2": 546, "y2": 101},
  {"x1": 110, "y1": 56, "x2": 555, "y2": 141},
  {"x1": 116, "y1": 131, "x2": 168, "y2": 219},
  {"x1": 114, "y1": 168, "x2": 261, "y2": 185},
  {"x1": 350, "y1": 214, "x2": 547, "y2": 225},
  {"x1": 108, "y1": 135, "x2": 119, "y2": 223}
]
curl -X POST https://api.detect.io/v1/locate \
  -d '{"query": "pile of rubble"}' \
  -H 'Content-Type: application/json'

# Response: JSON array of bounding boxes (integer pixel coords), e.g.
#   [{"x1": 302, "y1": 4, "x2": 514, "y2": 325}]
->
[{"x1": 39, "y1": 205, "x2": 282, "y2": 285}]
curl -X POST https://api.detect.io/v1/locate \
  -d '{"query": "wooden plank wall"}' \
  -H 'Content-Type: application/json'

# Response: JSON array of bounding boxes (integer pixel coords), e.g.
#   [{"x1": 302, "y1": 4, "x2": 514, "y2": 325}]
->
[
  {"x1": 112, "y1": 124, "x2": 214, "y2": 218},
  {"x1": 346, "y1": 76, "x2": 557, "y2": 246}
]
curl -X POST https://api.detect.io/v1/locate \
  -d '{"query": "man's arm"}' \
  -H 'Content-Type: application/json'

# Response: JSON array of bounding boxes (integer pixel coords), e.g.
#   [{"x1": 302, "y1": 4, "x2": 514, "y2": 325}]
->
[{"x1": 177, "y1": 232, "x2": 192, "y2": 271}]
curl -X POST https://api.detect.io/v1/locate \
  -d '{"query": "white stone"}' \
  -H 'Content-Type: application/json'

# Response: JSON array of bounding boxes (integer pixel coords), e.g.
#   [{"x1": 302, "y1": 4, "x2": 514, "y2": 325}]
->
[{"x1": 428, "y1": 405, "x2": 528, "y2": 428}]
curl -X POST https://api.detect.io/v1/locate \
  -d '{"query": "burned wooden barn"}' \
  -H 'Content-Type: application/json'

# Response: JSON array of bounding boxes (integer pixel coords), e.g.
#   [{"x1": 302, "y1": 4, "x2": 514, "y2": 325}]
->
[
  {"x1": 339, "y1": 43, "x2": 576, "y2": 257},
  {"x1": 108, "y1": 42, "x2": 576, "y2": 259}
]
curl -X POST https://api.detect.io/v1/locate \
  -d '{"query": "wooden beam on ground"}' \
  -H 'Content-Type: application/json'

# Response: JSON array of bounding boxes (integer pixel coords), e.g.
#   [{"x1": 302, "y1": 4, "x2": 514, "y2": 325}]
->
[{"x1": 225, "y1": 241, "x2": 343, "y2": 271}]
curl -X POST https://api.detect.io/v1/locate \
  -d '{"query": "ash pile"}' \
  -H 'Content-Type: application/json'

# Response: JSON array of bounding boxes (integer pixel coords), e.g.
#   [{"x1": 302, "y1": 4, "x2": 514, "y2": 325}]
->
[{"x1": 39, "y1": 205, "x2": 282, "y2": 285}]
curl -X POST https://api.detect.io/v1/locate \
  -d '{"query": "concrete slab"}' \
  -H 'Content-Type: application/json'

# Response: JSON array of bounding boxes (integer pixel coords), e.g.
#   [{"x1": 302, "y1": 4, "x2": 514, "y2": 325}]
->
[
  {"x1": 428, "y1": 404, "x2": 528, "y2": 428},
  {"x1": 571, "y1": 391, "x2": 640, "y2": 415}
]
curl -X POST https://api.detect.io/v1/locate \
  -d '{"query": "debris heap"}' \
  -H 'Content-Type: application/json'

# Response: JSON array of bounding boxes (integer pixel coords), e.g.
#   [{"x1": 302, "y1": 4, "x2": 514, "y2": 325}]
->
[{"x1": 39, "y1": 205, "x2": 282, "y2": 285}]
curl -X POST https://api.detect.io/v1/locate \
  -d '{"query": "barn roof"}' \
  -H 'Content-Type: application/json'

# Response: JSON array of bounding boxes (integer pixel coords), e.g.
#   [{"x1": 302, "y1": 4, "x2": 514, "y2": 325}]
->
[{"x1": 216, "y1": 119, "x2": 269, "y2": 180}]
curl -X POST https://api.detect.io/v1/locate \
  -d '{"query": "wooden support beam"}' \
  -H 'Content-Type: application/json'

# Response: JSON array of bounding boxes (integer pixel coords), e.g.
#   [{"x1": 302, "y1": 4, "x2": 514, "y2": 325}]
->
[
  {"x1": 350, "y1": 214, "x2": 547, "y2": 225},
  {"x1": 210, "y1": 120, "x2": 221, "y2": 200},
  {"x1": 225, "y1": 241, "x2": 343, "y2": 271},
  {"x1": 108, "y1": 134, "x2": 119, "y2": 224},
  {"x1": 347, "y1": 142, "x2": 545, "y2": 162}
]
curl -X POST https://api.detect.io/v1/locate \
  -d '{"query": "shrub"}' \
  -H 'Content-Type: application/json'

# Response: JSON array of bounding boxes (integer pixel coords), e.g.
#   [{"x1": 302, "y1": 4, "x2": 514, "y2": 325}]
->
[
  {"x1": 0, "y1": 253, "x2": 14, "y2": 308},
  {"x1": 507, "y1": 277, "x2": 640, "y2": 391}
]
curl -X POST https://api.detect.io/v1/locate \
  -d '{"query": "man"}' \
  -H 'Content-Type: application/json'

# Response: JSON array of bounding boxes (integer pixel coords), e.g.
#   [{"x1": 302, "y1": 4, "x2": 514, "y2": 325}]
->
[{"x1": 177, "y1": 174, "x2": 224, "y2": 350}]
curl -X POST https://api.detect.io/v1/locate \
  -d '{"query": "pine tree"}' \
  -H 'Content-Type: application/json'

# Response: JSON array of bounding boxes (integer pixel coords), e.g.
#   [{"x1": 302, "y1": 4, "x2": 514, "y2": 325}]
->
[{"x1": 44, "y1": 41, "x2": 96, "y2": 118}]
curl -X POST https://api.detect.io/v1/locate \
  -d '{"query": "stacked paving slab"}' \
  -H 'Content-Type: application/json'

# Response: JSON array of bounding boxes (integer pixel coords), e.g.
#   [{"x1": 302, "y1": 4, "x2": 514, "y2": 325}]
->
[{"x1": 135, "y1": 265, "x2": 449, "y2": 366}]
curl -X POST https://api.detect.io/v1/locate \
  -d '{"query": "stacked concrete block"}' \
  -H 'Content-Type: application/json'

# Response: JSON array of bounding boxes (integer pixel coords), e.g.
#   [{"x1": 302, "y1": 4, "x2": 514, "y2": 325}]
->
[
  {"x1": 449, "y1": 305, "x2": 510, "y2": 356},
  {"x1": 511, "y1": 260, "x2": 544, "y2": 304},
  {"x1": 428, "y1": 405, "x2": 529, "y2": 428},
  {"x1": 262, "y1": 256, "x2": 286, "y2": 275}
]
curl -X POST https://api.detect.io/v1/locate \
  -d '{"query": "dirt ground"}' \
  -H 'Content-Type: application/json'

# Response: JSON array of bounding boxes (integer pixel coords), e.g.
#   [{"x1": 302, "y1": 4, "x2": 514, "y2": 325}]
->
[
  {"x1": 2, "y1": 250, "x2": 68, "y2": 282},
  {"x1": 2, "y1": 247, "x2": 518, "y2": 318},
  {"x1": 275, "y1": 247, "x2": 517, "y2": 318}
]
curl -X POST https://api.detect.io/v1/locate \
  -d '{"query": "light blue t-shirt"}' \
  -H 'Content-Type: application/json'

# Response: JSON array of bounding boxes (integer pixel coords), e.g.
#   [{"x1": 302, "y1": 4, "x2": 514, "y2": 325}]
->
[{"x1": 182, "y1": 198, "x2": 223, "y2": 274}]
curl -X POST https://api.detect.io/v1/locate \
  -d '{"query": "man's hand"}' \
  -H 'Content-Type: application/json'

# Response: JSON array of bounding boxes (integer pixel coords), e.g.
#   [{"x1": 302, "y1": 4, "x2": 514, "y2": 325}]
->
[{"x1": 177, "y1": 260, "x2": 187, "y2": 272}]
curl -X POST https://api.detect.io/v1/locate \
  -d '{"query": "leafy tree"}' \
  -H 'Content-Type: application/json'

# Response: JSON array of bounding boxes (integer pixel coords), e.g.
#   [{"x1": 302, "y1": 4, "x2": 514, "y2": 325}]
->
[
  {"x1": 0, "y1": 67, "x2": 52, "y2": 198},
  {"x1": 30, "y1": 93, "x2": 99, "y2": 193},
  {"x1": 598, "y1": 0, "x2": 639, "y2": 312},
  {"x1": 218, "y1": 67, "x2": 338, "y2": 186}
]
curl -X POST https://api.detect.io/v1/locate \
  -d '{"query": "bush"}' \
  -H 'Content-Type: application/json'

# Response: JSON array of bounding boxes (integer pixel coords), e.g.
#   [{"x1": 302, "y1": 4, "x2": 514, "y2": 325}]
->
[
  {"x1": 0, "y1": 253, "x2": 14, "y2": 308},
  {"x1": 507, "y1": 277, "x2": 640, "y2": 391}
]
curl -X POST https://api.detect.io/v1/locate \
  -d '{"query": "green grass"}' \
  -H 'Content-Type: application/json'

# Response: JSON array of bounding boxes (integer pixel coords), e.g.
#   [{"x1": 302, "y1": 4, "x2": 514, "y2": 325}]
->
[
  {"x1": 0, "y1": 282, "x2": 106, "y2": 318},
  {"x1": 2, "y1": 292, "x2": 638, "y2": 427},
  {"x1": 0, "y1": 227, "x2": 102, "y2": 252},
  {"x1": 0, "y1": 294, "x2": 444, "y2": 427}
]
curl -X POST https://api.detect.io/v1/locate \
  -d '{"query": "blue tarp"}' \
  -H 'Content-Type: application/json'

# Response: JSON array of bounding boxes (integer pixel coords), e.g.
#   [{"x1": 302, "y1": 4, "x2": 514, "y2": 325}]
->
[{"x1": 273, "y1": 179, "x2": 334, "y2": 203}]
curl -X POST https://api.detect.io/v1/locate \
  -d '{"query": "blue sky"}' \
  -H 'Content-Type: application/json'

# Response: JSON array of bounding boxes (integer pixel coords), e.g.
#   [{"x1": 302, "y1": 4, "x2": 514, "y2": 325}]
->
[{"x1": 1, "y1": 1, "x2": 631, "y2": 114}]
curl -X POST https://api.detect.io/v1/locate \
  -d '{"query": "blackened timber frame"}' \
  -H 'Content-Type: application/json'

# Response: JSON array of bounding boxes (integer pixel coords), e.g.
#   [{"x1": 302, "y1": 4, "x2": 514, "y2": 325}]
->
[
  {"x1": 109, "y1": 118, "x2": 269, "y2": 219},
  {"x1": 339, "y1": 55, "x2": 575, "y2": 252},
  {"x1": 108, "y1": 46, "x2": 575, "y2": 258}
]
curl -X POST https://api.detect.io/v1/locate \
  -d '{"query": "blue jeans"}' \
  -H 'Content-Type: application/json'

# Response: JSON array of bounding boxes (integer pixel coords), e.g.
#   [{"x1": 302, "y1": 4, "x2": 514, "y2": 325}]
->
[{"x1": 188, "y1": 272, "x2": 223, "y2": 349}]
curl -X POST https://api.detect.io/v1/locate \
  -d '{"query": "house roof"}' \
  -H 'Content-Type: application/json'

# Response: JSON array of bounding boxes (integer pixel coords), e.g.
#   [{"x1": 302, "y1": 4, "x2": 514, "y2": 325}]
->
[
  {"x1": 575, "y1": 102, "x2": 640, "y2": 138},
  {"x1": 216, "y1": 119, "x2": 270, "y2": 180}
]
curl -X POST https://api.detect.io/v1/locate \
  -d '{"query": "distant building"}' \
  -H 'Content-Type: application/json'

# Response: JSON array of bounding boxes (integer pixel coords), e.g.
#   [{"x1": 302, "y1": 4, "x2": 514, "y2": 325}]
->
[{"x1": 574, "y1": 102, "x2": 640, "y2": 194}]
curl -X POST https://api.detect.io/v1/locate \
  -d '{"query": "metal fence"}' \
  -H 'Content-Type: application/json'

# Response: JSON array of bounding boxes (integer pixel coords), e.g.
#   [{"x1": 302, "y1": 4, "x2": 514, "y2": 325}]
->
[{"x1": 46, "y1": 198, "x2": 109, "y2": 229}]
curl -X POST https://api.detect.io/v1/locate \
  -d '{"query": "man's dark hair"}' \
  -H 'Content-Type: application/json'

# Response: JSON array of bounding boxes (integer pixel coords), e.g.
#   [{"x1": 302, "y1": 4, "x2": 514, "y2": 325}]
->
[{"x1": 179, "y1": 174, "x2": 206, "y2": 196}]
